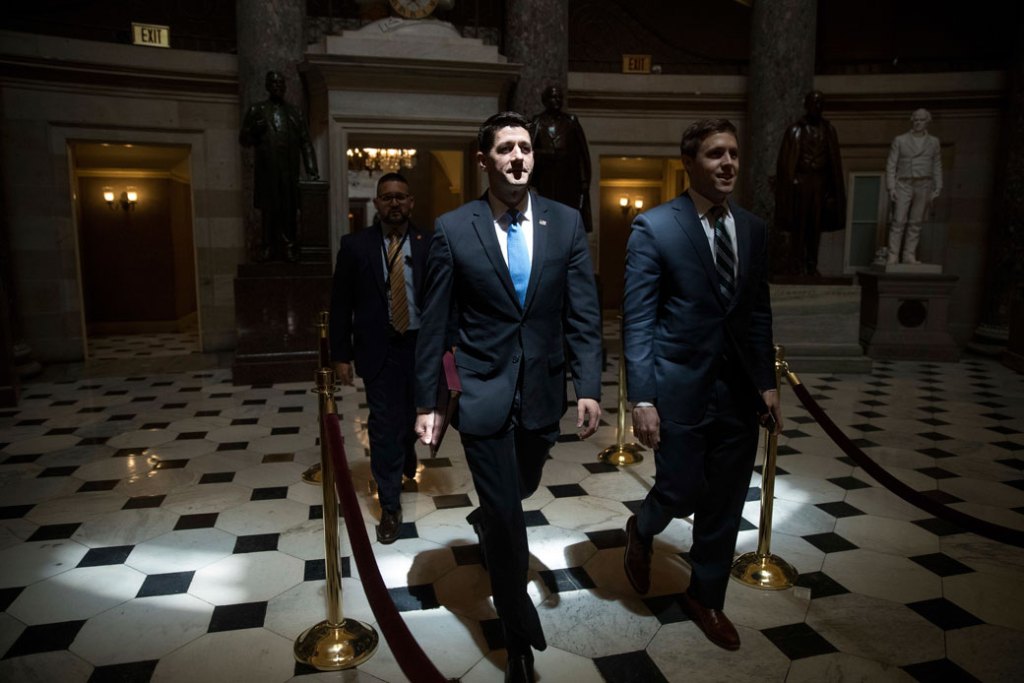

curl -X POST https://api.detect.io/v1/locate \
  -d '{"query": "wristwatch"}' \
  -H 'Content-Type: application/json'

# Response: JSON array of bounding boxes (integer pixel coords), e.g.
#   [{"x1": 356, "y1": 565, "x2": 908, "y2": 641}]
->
[{"x1": 389, "y1": 0, "x2": 439, "y2": 19}]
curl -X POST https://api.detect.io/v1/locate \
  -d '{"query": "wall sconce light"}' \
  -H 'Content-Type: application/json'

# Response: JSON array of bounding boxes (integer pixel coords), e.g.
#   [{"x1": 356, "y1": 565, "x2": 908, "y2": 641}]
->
[
  {"x1": 620, "y1": 195, "x2": 644, "y2": 216},
  {"x1": 104, "y1": 186, "x2": 138, "y2": 211}
]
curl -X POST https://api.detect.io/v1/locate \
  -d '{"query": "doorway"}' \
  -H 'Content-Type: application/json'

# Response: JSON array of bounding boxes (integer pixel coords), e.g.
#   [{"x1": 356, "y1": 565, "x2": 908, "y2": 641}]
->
[
  {"x1": 598, "y1": 156, "x2": 686, "y2": 311},
  {"x1": 71, "y1": 142, "x2": 198, "y2": 360}
]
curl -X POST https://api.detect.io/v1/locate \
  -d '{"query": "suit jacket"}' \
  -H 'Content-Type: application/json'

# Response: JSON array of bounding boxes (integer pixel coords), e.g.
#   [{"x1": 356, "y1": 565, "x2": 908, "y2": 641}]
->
[
  {"x1": 886, "y1": 132, "x2": 942, "y2": 190},
  {"x1": 329, "y1": 222, "x2": 429, "y2": 381},
  {"x1": 414, "y1": 192, "x2": 602, "y2": 436},
  {"x1": 623, "y1": 193, "x2": 774, "y2": 425}
]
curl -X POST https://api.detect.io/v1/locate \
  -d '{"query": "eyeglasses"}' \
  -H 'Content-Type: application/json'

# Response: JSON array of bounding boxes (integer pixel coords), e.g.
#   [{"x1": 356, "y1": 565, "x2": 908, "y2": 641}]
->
[{"x1": 377, "y1": 193, "x2": 411, "y2": 203}]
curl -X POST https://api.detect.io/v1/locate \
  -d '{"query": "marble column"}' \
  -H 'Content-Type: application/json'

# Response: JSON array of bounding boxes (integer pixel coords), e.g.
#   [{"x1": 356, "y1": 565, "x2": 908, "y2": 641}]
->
[
  {"x1": 742, "y1": 0, "x2": 817, "y2": 228},
  {"x1": 505, "y1": 0, "x2": 568, "y2": 117},
  {"x1": 235, "y1": 0, "x2": 308, "y2": 259},
  {"x1": 977, "y1": 15, "x2": 1024, "y2": 355}
]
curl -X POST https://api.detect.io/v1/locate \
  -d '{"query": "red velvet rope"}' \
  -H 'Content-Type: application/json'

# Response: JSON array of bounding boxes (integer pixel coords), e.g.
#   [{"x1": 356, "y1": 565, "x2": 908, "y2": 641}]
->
[
  {"x1": 322, "y1": 412, "x2": 451, "y2": 683},
  {"x1": 788, "y1": 380, "x2": 1024, "y2": 548}
]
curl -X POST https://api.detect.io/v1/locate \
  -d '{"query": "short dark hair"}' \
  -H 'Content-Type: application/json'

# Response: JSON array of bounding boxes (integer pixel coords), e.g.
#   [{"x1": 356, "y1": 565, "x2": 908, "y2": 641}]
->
[
  {"x1": 478, "y1": 111, "x2": 531, "y2": 153},
  {"x1": 376, "y1": 172, "x2": 409, "y2": 195},
  {"x1": 679, "y1": 119, "x2": 738, "y2": 159}
]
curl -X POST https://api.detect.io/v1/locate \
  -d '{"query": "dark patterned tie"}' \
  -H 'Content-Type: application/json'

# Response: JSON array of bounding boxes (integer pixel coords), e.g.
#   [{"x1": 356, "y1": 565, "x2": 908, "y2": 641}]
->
[
  {"x1": 708, "y1": 205, "x2": 736, "y2": 302},
  {"x1": 387, "y1": 231, "x2": 409, "y2": 333}
]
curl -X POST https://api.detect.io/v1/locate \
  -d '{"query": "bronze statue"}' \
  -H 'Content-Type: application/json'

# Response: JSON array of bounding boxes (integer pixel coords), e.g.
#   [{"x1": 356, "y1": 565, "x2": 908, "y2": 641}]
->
[
  {"x1": 774, "y1": 91, "x2": 846, "y2": 276},
  {"x1": 886, "y1": 108, "x2": 942, "y2": 264},
  {"x1": 530, "y1": 85, "x2": 593, "y2": 231},
  {"x1": 239, "y1": 71, "x2": 319, "y2": 262}
]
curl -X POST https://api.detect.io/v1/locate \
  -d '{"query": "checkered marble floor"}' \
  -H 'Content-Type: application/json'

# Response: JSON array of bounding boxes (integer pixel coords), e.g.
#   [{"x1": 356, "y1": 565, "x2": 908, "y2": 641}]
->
[
  {"x1": 2, "y1": 350, "x2": 1024, "y2": 682},
  {"x1": 88, "y1": 331, "x2": 200, "y2": 361}
]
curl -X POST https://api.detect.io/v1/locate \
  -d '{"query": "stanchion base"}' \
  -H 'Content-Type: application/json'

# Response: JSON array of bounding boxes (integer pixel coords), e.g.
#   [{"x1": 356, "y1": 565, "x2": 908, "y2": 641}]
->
[
  {"x1": 598, "y1": 443, "x2": 645, "y2": 466},
  {"x1": 294, "y1": 618, "x2": 378, "y2": 671},
  {"x1": 730, "y1": 552, "x2": 798, "y2": 590},
  {"x1": 302, "y1": 462, "x2": 322, "y2": 484}
]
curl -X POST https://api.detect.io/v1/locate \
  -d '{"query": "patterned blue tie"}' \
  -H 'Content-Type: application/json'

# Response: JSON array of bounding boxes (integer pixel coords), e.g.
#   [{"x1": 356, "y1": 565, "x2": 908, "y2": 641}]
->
[{"x1": 506, "y1": 209, "x2": 530, "y2": 307}]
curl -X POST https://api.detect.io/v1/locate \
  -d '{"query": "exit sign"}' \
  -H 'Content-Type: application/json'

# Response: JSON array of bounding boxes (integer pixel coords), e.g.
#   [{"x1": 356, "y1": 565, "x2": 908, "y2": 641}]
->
[
  {"x1": 622, "y1": 54, "x2": 652, "y2": 74},
  {"x1": 132, "y1": 23, "x2": 170, "y2": 48}
]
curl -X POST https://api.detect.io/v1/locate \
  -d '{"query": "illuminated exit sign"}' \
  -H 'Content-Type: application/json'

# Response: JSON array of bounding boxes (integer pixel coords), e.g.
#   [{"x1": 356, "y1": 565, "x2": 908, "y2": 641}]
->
[
  {"x1": 132, "y1": 23, "x2": 170, "y2": 48},
  {"x1": 622, "y1": 54, "x2": 652, "y2": 74}
]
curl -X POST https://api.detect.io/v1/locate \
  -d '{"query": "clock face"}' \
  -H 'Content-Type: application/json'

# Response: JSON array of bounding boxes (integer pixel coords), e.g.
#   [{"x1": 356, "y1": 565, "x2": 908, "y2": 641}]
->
[{"x1": 389, "y1": 0, "x2": 439, "y2": 19}]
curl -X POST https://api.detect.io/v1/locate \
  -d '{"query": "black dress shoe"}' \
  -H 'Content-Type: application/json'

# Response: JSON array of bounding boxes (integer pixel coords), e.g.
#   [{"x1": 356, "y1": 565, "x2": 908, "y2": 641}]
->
[
  {"x1": 679, "y1": 591, "x2": 740, "y2": 650},
  {"x1": 623, "y1": 514, "x2": 652, "y2": 594},
  {"x1": 376, "y1": 508, "x2": 402, "y2": 544},
  {"x1": 504, "y1": 652, "x2": 535, "y2": 683}
]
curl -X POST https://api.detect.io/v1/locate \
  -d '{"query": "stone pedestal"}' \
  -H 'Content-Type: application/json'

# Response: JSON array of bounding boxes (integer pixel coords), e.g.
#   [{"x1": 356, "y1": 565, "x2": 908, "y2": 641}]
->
[
  {"x1": 232, "y1": 262, "x2": 332, "y2": 385},
  {"x1": 770, "y1": 283, "x2": 872, "y2": 374},
  {"x1": 299, "y1": 180, "x2": 330, "y2": 263},
  {"x1": 857, "y1": 271, "x2": 959, "y2": 361}
]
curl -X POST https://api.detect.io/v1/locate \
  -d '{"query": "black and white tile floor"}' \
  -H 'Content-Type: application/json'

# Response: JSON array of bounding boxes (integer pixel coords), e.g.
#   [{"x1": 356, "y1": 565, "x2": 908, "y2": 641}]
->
[{"x1": 2, "y1": 341, "x2": 1023, "y2": 682}]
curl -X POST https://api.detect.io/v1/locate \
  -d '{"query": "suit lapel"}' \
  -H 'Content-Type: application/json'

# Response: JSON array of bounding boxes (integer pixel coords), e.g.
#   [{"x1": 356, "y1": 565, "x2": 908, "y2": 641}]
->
[
  {"x1": 676, "y1": 195, "x2": 724, "y2": 308},
  {"x1": 522, "y1": 193, "x2": 548, "y2": 312},
  {"x1": 470, "y1": 198, "x2": 520, "y2": 307},
  {"x1": 367, "y1": 226, "x2": 387, "y2": 305},
  {"x1": 409, "y1": 225, "x2": 428, "y2": 304},
  {"x1": 729, "y1": 201, "x2": 753, "y2": 311}
]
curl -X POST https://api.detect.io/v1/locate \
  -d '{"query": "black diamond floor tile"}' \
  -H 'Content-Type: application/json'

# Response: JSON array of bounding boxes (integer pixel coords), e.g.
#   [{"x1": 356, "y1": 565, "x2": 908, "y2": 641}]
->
[
  {"x1": 902, "y1": 658, "x2": 980, "y2": 682},
  {"x1": 199, "y1": 472, "x2": 235, "y2": 484},
  {"x1": 174, "y1": 513, "x2": 218, "y2": 530},
  {"x1": 250, "y1": 486, "x2": 288, "y2": 501},
  {"x1": 388, "y1": 584, "x2": 440, "y2": 612},
  {"x1": 907, "y1": 597, "x2": 984, "y2": 631},
  {"x1": 827, "y1": 476, "x2": 872, "y2": 491},
  {"x1": 451, "y1": 544, "x2": 485, "y2": 567},
  {"x1": 815, "y1": 501, "x2": 866, "y2": 518},
  {"x1": 153, "y1": 459, "x2": 188, "y2": 470},
  {"x1": 233, "y1": 533, "x2": 279, "y2": 553},
  {"x1": 916, "y1": 466, "x2": 958, "y2": 479},
  {"x1": 522, "y1": 510, "x2": 549, "y2": 527},
  {"x1": 78, "y1": 545, "x2": 134, "y2": 567},
  {"x1": 909, "y1": 553, "x2": 975, "y2": 577},
  {"x1": 308, "y1": 505, "x2": 323, "y2": 520},
  {"x1": 918, "y1": 447, "x2": 957, "y2": 459},
  {"x1": 583, "y1": 462, "x2": 620, "y2": 474},
  {"x1": 761, "y1": 622, "x2": 838, "y2": 660},
  {"x1": 0, "y1": 586, "x2": 24, "y2": 612},
  {"x1": 0, "y1": 504, "x2": 34, "y2": 519},
  {"x1": 912, "y1": 517, "x2": 966, "y2": 537},
  {"x1": 641, "y1": 593, "x2": 690, "y2": 625},
  {"x1": 548, "y1": 483, "x2": 587, "y2": 498},
  {"x1": 27, "y1": 523, "x2": 80, "y2": 542},
  {"x1": 78, "y1": 479, "x2": 120, "y2": 493},
  {"x1": 432, "y1": 493, "x2": 473, "y2": 510},
  {"x1": 993, "y1": 441, "x2": 1024, "y2": 452},
  {"x1": 136, "y1": 571, "x2": 195, "y2": 597},
  {"x1": 586, "y1": 528, "x2": 627, "y2": 550},
  {"x1": 594, "y1": 650, "x2": 670, "y2": 683},
  {"x1": 802, "y1": 532, "x2": 858, "y2": 553},
  {"x1": 538, "y1": 566, "x2": 595, "y2": 593},
  {"x1": 795, "y1": 571, "x2": 849, "y2": 599},
  {"x1": 921, "y1": 489, "x2": 962, "y2": 504},
  {"x1": 207, "y1": 602, "x2": 268, "y2": 632},
  {"x1": 123, "y1": 495, "x2": 166, "y2": 510},
  {"x1": 88, "y1": 658, "x2": 159, "y2": 683},
  {"x1": 4, "y1": 620, "x2": 86, "y2": 658}
]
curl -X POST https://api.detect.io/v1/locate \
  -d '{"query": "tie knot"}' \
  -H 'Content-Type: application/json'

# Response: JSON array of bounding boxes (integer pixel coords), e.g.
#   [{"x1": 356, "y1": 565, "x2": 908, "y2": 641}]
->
[
  {"x1": 388, "y1": 230, "x2": 401, "y2": 243},
  {"x1": 505, "y1": 209, "x2": 522, "y2": 227},
  {"x1": 707, "y1": 205, "x2": 725, "y2": 225}
]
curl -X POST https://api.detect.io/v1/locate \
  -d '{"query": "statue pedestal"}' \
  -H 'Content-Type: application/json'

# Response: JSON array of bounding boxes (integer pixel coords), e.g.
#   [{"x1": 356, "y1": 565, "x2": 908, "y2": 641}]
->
[
  {"x1": 298, "y1": 180, "x2": 330, "y2": 264},
  {"x1": 877, "y1": 262, "x2": 943, "y2": 275},
  {"x1": 770, "y1": 283, "x2": 873, "y2": 374},
  {"x1": 232, "y1": 262, "x2": 332, "y2": 385},
  {"x1": 857, "y1": 271, "x2": 959, "y2": 361}
]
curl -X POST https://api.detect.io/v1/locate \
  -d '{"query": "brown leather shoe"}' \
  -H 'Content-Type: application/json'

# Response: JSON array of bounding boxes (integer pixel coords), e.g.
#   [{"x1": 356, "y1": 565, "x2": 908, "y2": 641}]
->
[
  {"x1": 376, "y1": 508, "x2": 402, "y2": 544},
  {"x1": 679, "y1": 591, "x2": 740, "y2": 650},
  {"x1": 623, "y1": 515, "x2": 652, "y2": 594}
]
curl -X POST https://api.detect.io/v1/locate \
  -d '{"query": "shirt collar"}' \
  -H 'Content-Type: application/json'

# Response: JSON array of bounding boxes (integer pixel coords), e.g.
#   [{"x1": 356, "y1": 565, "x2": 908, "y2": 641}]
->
[
  {"x1": 487, "y1": 191, "x2": 531, "y2": 224},
  {"x1": 688, "y1": 189, "x2": 730, "y2": 221}
]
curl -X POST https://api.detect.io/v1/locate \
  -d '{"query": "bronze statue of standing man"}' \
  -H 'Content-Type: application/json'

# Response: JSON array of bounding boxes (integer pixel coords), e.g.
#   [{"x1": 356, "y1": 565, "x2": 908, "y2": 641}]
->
[
  {"x1": 530, "y1": 85, "x2": 593, "y2": 232},
  {"x1": 774, "y1": 91, "x2": 846, "y2": 277},
  {"x1": 239, "y1": 71, "x2": 319, "y2": 262}
]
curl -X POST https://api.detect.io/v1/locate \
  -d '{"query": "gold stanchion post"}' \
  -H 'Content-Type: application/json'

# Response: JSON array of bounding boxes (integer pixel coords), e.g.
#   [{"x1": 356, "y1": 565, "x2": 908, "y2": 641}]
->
[
  {"x1": 294, "y1": 367, "x2": 379, "y2": 669},
  {"x1": 598, "y1": 347, "x2": 645, "y2": 466},
  {"x1": 302, "y1": 311, "x2": 331, "y2": 485},
  {"x1": 730, "y1": 344, "x2": 799, "y2": 590}
]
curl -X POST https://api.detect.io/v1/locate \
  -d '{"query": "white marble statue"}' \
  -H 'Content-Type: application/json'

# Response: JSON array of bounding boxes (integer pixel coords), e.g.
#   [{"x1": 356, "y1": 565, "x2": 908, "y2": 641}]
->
[{"x1": 885, "y1": 108, "x2": 942, "y2": 264}]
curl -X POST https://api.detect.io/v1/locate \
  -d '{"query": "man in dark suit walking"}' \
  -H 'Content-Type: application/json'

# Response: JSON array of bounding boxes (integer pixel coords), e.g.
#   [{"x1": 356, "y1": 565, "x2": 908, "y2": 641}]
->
[
  {"x1": 621, "y1": 119, "x2": 782, "y2": 651},
  {"x1": 330, "y1": 172, "x2": 427, "y2": 544},
  {"x1": 414, "y1": 112, "x2": 602, "y2": 682}
]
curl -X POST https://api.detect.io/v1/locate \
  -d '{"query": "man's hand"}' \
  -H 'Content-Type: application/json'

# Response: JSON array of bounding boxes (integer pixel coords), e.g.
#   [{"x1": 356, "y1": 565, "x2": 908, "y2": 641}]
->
[
  {"x1": 415, "y1": 411, "x2": 440, "y2": 446},
  {"x1": 332, "y1": 362, "x2": 354, "y2": 387},
  {"x1": 576, "y1": 398, "x2": 601, "y2": 440},
  {"x1": 631, "y1": 405, "x2": 660, "y2": 450},
  {"x1": 889, "y1": 190, "x2": 897, "y2": 202},
  {"x1": 762, "y1": 389, "x2": 783, "y2": 436}
]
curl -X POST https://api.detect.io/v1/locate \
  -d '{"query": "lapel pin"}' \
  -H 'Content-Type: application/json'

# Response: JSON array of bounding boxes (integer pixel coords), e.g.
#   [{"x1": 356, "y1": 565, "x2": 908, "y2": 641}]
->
[{"x1": 539, "y1": 219, "x2": 547, "y2": 226}]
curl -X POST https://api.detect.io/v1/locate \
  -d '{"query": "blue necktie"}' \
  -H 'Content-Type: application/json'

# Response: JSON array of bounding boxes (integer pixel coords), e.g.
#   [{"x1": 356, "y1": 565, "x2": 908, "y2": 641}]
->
[
  {"x1": 709, "y1": 205, "x2": 736, "y2": 302},
  {"x1": 506, "y1": 209, "x2": 530, "y2": 307}
]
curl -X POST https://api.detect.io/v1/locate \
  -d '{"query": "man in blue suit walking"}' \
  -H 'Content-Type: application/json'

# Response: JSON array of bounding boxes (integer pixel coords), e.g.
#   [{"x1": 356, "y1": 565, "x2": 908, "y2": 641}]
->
[
  {"x1": 415, "y1": 112, "x2": 603, "y2": 682},
  {"x1": 622, "y1": 119, "x2": 782, "y2": 651}
]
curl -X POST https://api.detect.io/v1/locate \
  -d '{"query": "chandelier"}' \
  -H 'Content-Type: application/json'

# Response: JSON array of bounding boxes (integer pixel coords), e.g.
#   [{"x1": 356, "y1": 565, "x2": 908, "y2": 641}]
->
[{"x1": 347, "y1": 147, "x2": 417, "y2": 174}]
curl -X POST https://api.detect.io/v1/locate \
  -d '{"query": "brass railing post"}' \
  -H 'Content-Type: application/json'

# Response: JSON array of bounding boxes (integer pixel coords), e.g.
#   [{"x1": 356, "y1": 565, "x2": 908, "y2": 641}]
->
[
  {"x1": 730, "y1": 344, "x2": 798, "y2": 590},
  {"x1": 598, "y1": 318, "x2": 644, "y2": 466},
  {"x1": 293, "y1": 362, "x2": 378, "y2": 669},
  {"x1": 302, "y1": 311, "x2": 331, "y2": 484}
]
